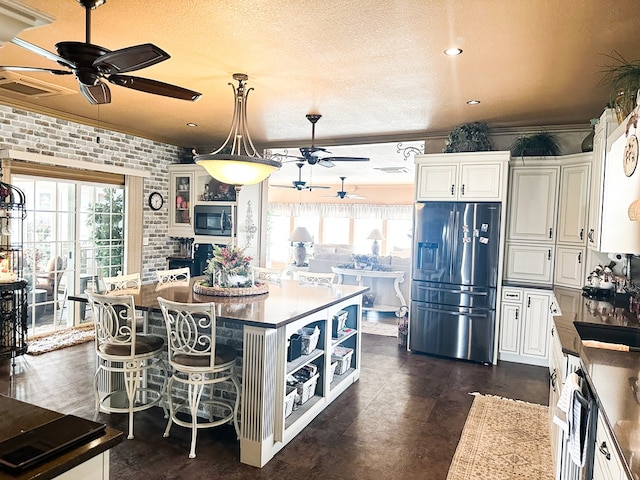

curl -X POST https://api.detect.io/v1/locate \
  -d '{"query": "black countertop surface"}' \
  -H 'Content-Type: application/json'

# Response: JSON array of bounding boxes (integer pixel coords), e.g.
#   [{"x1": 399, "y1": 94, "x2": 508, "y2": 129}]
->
[{"x1": 552, "y1": 286, "x2": 640, "y2": 480}]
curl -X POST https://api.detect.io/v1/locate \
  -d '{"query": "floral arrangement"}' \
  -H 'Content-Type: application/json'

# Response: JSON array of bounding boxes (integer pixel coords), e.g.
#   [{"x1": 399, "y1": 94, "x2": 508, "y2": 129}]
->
[
  {"x1": 337, "y1": 254, "x2": 392, "y2": 271},
  {"x1": 204, "y1": 245, "x2": 254, "y2": 288}
]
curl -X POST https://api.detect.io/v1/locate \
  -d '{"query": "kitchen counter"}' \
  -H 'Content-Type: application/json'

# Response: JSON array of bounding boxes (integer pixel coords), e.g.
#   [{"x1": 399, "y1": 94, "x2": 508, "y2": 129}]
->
[
  {"x1": 552, "y1": 286, "x2": 640, "y2": 479},
  {"x1": 0, "y1": 395, "x2": 123, "y2": 480}
]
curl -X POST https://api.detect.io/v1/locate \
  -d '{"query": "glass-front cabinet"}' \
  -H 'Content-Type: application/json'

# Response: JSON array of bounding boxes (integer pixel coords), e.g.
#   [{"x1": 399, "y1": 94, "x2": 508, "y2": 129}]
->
[{"x1": 168, "y1": 167, "x2": 194, "y2": 237}]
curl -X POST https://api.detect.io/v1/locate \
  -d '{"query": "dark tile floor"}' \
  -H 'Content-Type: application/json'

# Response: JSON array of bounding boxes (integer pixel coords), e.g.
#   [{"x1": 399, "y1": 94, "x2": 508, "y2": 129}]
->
[{"x1": 0, "y1": 334, "x2": 550, "y2": 480}]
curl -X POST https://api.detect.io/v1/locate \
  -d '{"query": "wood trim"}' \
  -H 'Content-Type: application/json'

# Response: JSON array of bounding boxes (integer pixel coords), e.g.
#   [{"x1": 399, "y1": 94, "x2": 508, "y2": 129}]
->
[
  {"x1": 125, "y1": 176, "x2": 143, "y2": 275},
  {"x1": 3, "y1": 159, "x2": 124, "y2": 185}
]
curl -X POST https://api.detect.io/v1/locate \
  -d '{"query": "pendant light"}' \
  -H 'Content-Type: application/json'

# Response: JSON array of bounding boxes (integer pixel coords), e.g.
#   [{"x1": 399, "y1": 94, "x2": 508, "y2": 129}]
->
[{"x1": 194, "y1": 73, "x2": 281, "y2": 186}]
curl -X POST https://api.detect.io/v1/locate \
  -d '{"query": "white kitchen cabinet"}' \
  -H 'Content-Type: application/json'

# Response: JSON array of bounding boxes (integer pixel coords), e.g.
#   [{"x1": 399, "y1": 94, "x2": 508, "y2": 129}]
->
[
  {"x1": 549, "y1": 324, "x2": 565, "y2": 479},
  {"x1": 507, "y1": 166, "x2": 559, "y2": 243},
  {"x1": 587, "y1": 108, "x2": 623, "y2": 251},
  {"x1": 593, "y1": 410, "x2": 626, "y2": 480},
  {"x1": 557, "y1": 161, "x2": 590, "y2": 245},
  {"x1": 414, "y1": 151, "x2": 509, "y2": 201},
  {"x1": 168, "y1": 165, "x2": 195, "y2": 237},
  {"x1": 498, "y1": 287, "x2": 553, "y2": 366},
  {"x1": 504, "y1": 243, "x2": 554, "y2": 284},
  {"x1": 554, "y1": 246, "x2": 585, "y2": 289}
]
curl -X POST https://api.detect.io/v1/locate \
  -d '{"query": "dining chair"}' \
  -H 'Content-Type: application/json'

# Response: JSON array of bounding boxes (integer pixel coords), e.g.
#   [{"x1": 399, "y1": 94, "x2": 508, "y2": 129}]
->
[
  {"x1": 155, "y1": 267, "x2": 191, "y2": 286},
  {"x1": 102, "y1": 272, "x2": 142, "y2": 294},
  {"x1": 297, "y1": 271, "x2": 335, "y2": 287},
  {"x1": 157, "y1": 297, "x2": 241, "y2": 458},
  {"x1": 252, "y1": 266, "x2": 283, "y2": 284},
  {"x1": 85, "y1": 290, "x2": 167, "y2": 440}
]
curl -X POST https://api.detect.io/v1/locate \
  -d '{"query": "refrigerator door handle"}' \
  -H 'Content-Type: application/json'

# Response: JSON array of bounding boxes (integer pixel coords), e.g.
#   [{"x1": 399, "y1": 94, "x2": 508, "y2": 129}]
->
[
  {"x1": 418, "y1": 306, "x2": 489, "y2": 319},
  {"x1": 416, "y1": 285, "x2": 488, "y2": 296}
]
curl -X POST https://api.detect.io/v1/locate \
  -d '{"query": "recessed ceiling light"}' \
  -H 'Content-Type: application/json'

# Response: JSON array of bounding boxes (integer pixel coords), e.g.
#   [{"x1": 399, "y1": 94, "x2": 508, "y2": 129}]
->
[
  {"x1": 186, "y1": 123, "x2": 197, "y2": 127},
  {"x1": 444, "y1": 48, "x2": 463, "y2": 56},
  {"x1": 466, "y1": 100, "x2": 481, "y2": 105}
]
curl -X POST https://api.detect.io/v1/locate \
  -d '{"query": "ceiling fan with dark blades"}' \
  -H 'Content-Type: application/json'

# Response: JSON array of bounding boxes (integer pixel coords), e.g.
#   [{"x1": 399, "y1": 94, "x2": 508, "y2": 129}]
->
[
  {"x1": 271, "y1": 162, "x2": 331, "y2": 191},
  {"x1": 278, "y1": 114, "x2": 371, "y2": 167},
  {"x1": 324, "y1": 177, "x2": 366, "y2": 199},
  {"x1": 0, "y1": 0, "x2": 201, "y2": 105}
]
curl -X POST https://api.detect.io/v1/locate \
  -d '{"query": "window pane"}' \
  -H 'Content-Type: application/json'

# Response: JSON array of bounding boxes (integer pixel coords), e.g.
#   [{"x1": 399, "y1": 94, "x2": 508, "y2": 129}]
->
[
  {"x1": 386, "y1": 219, "x2": 412, "y2": 256},
  {"x1": 322, "y1": 218, "x2": 350, "y2": 245},
  {"x1": 266, "y1": 215, "x2": 290, "y2": 265}
]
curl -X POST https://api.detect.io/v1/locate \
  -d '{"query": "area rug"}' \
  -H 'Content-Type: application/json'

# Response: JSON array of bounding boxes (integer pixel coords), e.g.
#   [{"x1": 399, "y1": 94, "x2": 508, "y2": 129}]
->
[
  {"x1": 361, "y1": 318, "x2": 397, "y2": 337},
  {"x1": 446, "y1": 393, "x2": 553, "y2": 480},
  {"x1": 27, "y1": 324, "x2": 95, "y2": 355}
]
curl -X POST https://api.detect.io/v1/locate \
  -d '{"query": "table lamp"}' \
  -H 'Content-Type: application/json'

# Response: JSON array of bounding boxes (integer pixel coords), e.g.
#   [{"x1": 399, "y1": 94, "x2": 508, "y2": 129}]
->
[
  {"x1": 290, "y1": 227, "x2": 313, "y2": 266},
  {"x1": 367, "y1": 229, "x2": 385, "y2": 256}
]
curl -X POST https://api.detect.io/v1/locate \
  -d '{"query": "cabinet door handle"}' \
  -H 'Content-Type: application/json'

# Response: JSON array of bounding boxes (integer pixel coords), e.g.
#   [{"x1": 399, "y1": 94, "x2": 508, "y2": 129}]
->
[
  {"x1": 527, "y1": 297, "x2": 531, "y2": 308},
  {"x1": 578, "y1": 252, "x2": 582, "y2": 264},
  {"x1": 588, "y1": 229, "x2": 594, "y2": 243},
  {"x1": 580, "y1": 228, "x2": 584, "y2": 240},
  {"x1": 599, "y1": 441, "x2": 611, "y2": 461},
  {"x1": 461, "y1": 184, "x2": 465, "y2": 195},
  {"x1": 515, "y1": 308, "x2": 518, "y2": 320},
  {"x1": 549, "y1": 227, "x2": 553, "y2": 239},
  {"x1": 551, "y1": 326, "x2": 555, "y2": 336},
  {"x1": 451, "y1": 184, "x2": 455, "y2": 196},
  {"x1": 548, "y1": 250, "x2": 551, "y2": 260},
  {"x1": 550, "y1": 369, "x2": 557, "y2": 392}
]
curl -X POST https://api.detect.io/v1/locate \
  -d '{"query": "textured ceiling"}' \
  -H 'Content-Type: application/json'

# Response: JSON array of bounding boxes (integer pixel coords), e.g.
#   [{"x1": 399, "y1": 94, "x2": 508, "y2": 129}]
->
[{"x1": 1, "y1": 0, "x2": 640, "y2": 185}]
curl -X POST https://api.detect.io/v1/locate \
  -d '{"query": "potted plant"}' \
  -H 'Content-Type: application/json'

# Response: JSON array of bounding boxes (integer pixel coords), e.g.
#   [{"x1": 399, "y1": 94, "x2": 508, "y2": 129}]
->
[
  {"x1": 510, "y1": 131, "x2": 561, "y2": 157},
  {"x1": 443, "y1": 122, "x2": 492, "y2": 153},
  {"x1": 600, "y1": 51, "x2": 640, "y2": 123}
]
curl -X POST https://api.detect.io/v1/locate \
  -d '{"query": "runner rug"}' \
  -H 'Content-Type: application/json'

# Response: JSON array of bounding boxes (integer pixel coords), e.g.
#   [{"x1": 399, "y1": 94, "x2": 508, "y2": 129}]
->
[
  {"x1": 27, "y1": 324, "x2": 95, "y2": 355},
  {"x1": 446, "y1": 393, "x2": 553, "y2": 480}
]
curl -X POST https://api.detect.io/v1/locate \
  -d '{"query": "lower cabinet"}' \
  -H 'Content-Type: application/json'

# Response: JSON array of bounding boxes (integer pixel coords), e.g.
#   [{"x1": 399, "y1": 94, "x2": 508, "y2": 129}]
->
[
  {"x1": 594, "y1": 410, "x2": 627, "y2": 480},
  {"x1": 499, "y1": 287, "x2": 556, "y2": 366}
]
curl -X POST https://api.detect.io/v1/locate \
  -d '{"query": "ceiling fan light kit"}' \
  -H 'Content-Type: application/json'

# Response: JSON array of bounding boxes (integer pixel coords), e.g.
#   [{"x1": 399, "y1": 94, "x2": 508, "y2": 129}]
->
[
  {"x1": 0, "y1": 0, "x2": 202, "y2": 105},
  {"x1": 195, "y1": 73, "x2": 281, "y2": 186}
]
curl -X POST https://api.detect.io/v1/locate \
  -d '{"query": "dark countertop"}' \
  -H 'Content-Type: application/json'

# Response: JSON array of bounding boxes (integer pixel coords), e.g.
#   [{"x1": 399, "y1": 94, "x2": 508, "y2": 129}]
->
[
  {"x1": 552, "y1": 286, "x2": 640, "y2": 480},
  {"x1": 69, "y1": 277, "x2": 369, "y2": 329},
  {"x1": 0, "y1": 395, "x2": 123, "y2": 480}
]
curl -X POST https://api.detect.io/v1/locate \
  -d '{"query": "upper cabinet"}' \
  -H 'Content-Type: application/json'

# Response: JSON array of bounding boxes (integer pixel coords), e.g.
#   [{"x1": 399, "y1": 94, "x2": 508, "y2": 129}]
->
[
  {"x1": 507, "y1": 166, "x2": 559, "y2": 243},
  {"x1": 557, "y1": 161, "x2": 590, "y2": 246},
  {"x1": 415, "y1": 151, "x2": 510, "y2": 202},
  {"x1": 168, "y1": 165, "x2": 195, "y2": 237},
  {"x1": 589, "y1": 108, "x2": 640, "y2": 254},
  {"x1": 503, "y1": 154, "x2": 591, "y2": 288}
]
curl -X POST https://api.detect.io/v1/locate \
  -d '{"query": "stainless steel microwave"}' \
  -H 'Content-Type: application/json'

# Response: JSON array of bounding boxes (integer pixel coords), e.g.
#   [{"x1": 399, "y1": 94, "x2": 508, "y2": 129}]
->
[{"x1": 193, "y1": 204, "x2": 234, "y2": 236}]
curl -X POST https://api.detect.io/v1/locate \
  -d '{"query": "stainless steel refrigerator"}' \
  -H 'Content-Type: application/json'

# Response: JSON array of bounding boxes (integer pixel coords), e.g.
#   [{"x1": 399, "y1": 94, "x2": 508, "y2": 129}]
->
[{"x1": 410, "y1": 201, "x2": 501, "y2": 364}]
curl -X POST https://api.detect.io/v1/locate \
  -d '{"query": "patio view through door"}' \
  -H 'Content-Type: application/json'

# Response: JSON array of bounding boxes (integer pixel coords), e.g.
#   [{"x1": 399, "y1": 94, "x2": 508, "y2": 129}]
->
[{"x1": 13, "y1": 175, "x2": 125, "y2": 337}]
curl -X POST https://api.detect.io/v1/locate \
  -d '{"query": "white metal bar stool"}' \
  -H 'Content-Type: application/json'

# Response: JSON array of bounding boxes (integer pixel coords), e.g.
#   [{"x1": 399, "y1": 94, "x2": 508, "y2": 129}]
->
[
  {"x1": 85, "y1": 290, "x2": 167, "y2": 440},
  {"x1": 155, "y1": 267, "x2": 191, "y2": 287},
  {"x1": 157, "y1": 297, "x2": 241, "y2": 458}
]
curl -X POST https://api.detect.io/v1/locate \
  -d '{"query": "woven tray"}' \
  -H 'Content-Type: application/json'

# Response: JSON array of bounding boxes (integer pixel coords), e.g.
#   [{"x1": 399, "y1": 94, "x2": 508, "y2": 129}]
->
[{"x1": 193, "y1": 280, "x2": 268, "y2": 297}]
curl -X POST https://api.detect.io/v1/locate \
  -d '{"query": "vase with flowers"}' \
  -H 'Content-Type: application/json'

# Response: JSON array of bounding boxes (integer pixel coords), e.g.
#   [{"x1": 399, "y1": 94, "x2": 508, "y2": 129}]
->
[{"x1": 194, "y1": 245, "x2": 268, "y2": 296}]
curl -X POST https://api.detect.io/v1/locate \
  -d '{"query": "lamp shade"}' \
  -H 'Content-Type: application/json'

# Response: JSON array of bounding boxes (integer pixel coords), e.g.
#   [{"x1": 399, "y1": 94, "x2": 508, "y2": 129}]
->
[
  {"x1": 195, "y1": 154, "x2": 280, "y2": 186},
  {"x1": 366, "y1": 229, "x2": 385, "y2": 241},
  {"x1": 290, "y1": 226, "x2": 313, "y2": 243}
]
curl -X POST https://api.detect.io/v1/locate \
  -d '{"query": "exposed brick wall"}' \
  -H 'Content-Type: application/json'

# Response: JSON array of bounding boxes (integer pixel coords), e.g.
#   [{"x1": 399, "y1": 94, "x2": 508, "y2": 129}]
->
[{"x1": 0, "y1": 105, "x2": 182, "y2": 281}]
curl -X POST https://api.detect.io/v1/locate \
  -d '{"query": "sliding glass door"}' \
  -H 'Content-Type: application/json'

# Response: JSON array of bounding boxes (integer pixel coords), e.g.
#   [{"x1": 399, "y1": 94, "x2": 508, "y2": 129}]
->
[{"x1": 14, "y1": 176, "x2": 124, "y2": 336}]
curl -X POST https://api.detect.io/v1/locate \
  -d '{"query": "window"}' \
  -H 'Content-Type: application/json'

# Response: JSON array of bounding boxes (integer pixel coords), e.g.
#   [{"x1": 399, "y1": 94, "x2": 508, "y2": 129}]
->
[{"x1": 322, "y1": 218, "x2": 350, "y2": 245}]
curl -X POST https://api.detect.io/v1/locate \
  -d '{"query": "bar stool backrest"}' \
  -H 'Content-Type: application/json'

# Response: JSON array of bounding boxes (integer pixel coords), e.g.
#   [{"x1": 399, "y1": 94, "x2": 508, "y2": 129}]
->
[{"x1": 85, "y1": 290, "x2": 138, "y2": 358}]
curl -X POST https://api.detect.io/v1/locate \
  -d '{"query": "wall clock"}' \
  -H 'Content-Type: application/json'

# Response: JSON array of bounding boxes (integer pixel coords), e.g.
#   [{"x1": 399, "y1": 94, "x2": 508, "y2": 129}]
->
[
  {"x1": 623, "y1": 134, "x2": 638, "y2": 177},
  {"x1": 148, "y1": 191, "x2": 164, "y2": 210}
]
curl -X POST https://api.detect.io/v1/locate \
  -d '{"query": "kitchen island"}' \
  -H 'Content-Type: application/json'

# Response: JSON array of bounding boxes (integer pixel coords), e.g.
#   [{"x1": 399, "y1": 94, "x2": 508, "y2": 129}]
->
[
  {"x1": 552, "y1": 287, "x2": 640, "y2": 479},
  {"x1": 73, "y1": 278, "x2": 367, "y2": 468}
]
